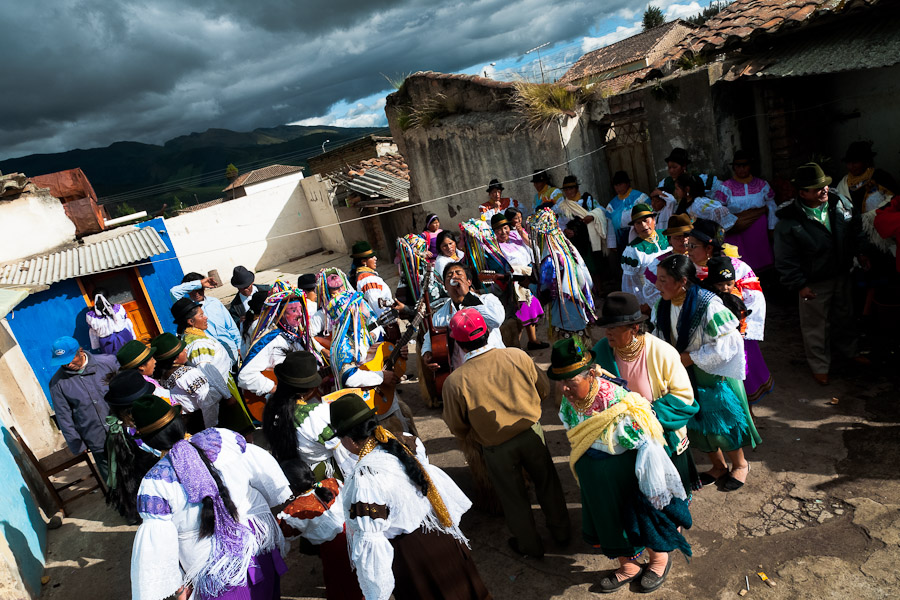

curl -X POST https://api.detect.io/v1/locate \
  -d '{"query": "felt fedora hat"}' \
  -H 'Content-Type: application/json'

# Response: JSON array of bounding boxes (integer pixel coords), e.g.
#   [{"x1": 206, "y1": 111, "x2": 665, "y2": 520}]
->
[
  {"x1": 730, "y1": 149, "x2": 752, "y2": 166},
  {"x1": 561, "y1": 175, "x2": 579, "y2": 189},
  {"x1": 132, "y1": 394, "x2": 182, "y2": 437},
  {"x1": 596, "y1": 292, "x2": 649, "y2": 328},
  {"x1": 792, "y1": 162, "x2": 832, "y2": 190},
  {"x1": 491, "y1": 213, "x2": 510, "y2": 230},
  {"x1": 663, "y1": 213, "x2": 693, "y2": 236},
  {"x1": 531, "y1": 169, "x2": 550, "y2": 183},
  {"x1": 330, "y1": 393, "x2": 376, "y2": 437},
  {"x1": 628, "y1": 203, "x2": 656, "y2": 225},
  {"x1": 351, "y1": 240, "x2": 376, "y2": 259},
  {"x1": 547, "y1": 338, "x2": 595, "y2": 381},
  {"x1": 664, "y1": 147, "x2": 691, "y2": 166},
  {"x1": 842, "y1": 141, "x2": 875, "y2": 163},
  {"x1": 151, "y1": 332, "x2": 186, "y2": 362},
  {"x1": 297, "y1": 273, "x2": 316, "y2": 291},
  {"x1": 273, "y1": 351, "x2": 322, "y2": 390},
  {"x1": 231, "y1": 265, "x2": 255, "y2": 288},
  {"x1": 611, "y1": 170, "x2": 631, "y2": 186},
  {"x1": 171, "y1": 298, "x2": 201, "y2": 323},
  {"x1": 117, "y1": 340, "x2": 156, "y2": 370},
  {"x1": 105, "y1": 370, "x2": 155, "y2": 407},
  {"x1": 486, "y1": 178, "x2": 504, "y2": 193}
]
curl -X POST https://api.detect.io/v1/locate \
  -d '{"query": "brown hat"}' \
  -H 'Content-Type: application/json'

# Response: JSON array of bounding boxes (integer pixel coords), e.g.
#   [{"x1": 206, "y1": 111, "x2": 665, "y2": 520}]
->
[{"x1": 663, "y1": 213, "x2": 693, "y2": 236}]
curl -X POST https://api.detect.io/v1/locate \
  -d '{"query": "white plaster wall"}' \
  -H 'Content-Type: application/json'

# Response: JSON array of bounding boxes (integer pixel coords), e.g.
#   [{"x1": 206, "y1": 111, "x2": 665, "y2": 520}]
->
[
  {"x1": 164, "y1": 174, "x2": 322, "y2": 279},
  {"x1": 0, "y1": 319, "x2": 61, "y2": 456},
  {"x1": 300, "y1": 175, "x2": 347, "y2": 253},
  {"x1": 0, "y1": 190, "x2": 75, "y2": 263}
]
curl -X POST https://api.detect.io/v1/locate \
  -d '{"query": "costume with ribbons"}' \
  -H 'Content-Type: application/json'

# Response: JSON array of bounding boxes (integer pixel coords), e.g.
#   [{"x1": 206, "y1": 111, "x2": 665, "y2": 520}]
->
[
  {"x1": 342, "y1": 426, "x2": 489, "y2": 600},
  {"x1": 559, "y1": 372, "x2": 691, "y2": 560},
  {"x1": 130, "y1": 428, "x2": 292, "y2": 600}
]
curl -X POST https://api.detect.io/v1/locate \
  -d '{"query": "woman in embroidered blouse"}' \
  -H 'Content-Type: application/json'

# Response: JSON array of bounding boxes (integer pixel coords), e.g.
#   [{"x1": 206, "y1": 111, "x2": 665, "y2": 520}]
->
[
  {"x1": 86, "y1": 290, "x2": 135, "y2": 354},
  {"x1": 672, "y1": 173, "x2": 737, "y2": 232},
  {"x1": 548, "y1": 338, "x2": 691, "y2": 594},
  {"x1": 130, "y1": 396, "x2": 292, "y2": 600},
  {"x1": 331, "y1": 394, "x2": 490, "y2": 600},
  {"x1": 153, "y1": 332, "x2": 224, "y2": 431},
  {"x1": 591, "y1": 292, "x2": 700, "y2": 495},
  {"x1": 651, "y1": 254, "x2": 761, "y2": 492},
  {"x1": 434, "y1": 230, "x2": 466, "y2": 279},
  {"x1": 714, "y1": 151, "x2": 778, "y2": 272},
  {"x1": 686, "y1": 219, "x2": 773, "y2": 404}
]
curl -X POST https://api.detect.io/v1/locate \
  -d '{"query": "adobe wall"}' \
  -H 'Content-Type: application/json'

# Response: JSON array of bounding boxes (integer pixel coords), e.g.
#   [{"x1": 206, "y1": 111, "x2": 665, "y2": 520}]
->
[{"x1": 0, "y1": 188, "x2": 76, "y2": 263}]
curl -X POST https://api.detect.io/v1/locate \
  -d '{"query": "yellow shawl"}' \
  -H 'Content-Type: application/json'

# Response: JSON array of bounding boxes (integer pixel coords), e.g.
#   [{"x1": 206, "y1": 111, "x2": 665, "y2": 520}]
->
[{"x1": 566, "y1": 391, "x2": 665, "y2": 482}]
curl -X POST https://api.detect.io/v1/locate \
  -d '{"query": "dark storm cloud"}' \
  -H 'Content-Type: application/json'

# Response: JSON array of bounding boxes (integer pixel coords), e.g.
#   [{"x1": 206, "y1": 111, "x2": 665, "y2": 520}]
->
[{"x1": 0, "y1": 0, "x2": 640, "y2": 160}]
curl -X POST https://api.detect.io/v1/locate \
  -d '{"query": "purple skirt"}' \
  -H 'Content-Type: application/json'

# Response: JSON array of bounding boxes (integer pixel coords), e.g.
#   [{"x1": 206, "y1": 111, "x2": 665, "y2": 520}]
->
[
  {"x1": 744, "y1": 339, "x2": 774, "y2": 404},
  {"x1": 725, "y1": 215, "x2": 774, "y2": 273},
  {"x1": 206, "y1": 550, "x2": 287, "y2": 600},
  {"x1": 98, "y1": 329, "x2": 134, "y2": 355},
  {"x1": 515, "y1": 295, "x2": 544, "y2": 327}
]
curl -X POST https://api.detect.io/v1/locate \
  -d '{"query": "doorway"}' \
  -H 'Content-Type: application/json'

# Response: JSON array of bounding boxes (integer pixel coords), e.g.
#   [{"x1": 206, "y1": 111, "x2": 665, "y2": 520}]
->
[{"x1": 79, "y1": 268, "x2": 161, "y2": 342}]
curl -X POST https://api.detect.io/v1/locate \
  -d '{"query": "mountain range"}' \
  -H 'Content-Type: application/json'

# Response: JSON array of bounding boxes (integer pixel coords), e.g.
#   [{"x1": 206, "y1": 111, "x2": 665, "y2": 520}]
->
[{"x1": 0, "y1": 125, "x2": 388, "y2": 215}]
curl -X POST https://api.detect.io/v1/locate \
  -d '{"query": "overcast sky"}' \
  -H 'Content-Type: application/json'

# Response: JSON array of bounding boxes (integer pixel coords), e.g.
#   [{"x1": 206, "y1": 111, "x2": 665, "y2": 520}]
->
[{"x1": 1, "y1": 0, "x2": 704, "y2": 160}]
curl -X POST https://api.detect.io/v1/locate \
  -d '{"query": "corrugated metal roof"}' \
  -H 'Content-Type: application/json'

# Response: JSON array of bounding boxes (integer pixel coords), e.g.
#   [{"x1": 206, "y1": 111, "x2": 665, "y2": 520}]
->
[
  {"x1": 337, "y1": 168, "x2": 410, "y2": 201},
  {"x1": 0, "y1": 226, "x2": 169, "y2": 286}
]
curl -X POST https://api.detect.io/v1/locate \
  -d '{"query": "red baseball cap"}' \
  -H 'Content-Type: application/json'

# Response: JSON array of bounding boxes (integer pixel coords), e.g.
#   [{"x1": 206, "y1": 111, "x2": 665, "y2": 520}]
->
[{"x1": 449, "y1": 308, "x2": 487, "y2": 342}]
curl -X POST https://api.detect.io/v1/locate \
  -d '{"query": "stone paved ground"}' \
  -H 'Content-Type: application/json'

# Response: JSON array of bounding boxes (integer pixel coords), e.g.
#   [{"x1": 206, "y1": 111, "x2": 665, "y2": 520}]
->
[{"x1": 37, "y1": 257, "x2": 900, "y2": 600}]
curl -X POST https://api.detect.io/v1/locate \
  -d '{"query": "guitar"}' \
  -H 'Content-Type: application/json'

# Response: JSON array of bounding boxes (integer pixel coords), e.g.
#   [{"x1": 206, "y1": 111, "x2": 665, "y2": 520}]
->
[
  {"x1": 241, "y1": 369, "x2": 276, "y2": 422},
  {"x1": 359, "y1": 263, "x2": 432, "y2": 414}
]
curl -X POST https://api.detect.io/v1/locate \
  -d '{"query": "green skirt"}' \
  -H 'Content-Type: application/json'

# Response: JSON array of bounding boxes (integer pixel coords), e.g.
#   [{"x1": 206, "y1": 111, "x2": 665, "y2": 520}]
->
[
  {"x1": 687, "y1": 368, "x2": 761, "y2": 453},
  {"x1": 577, "y1": 450, "x2": 644, "y2": 558}
]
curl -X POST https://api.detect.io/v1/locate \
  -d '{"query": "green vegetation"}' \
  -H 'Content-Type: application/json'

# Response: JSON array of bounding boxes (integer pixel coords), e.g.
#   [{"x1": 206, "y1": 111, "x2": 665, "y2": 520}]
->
[
  {"x1": 686, "y1": 1, "x2": 728, "y2": 26},
  {"x1": 643, "y1": 6, "x2": 665, "y2": 30},
  {"x1": 511, "y1": 81, "x2": 595, "y2": 129}
]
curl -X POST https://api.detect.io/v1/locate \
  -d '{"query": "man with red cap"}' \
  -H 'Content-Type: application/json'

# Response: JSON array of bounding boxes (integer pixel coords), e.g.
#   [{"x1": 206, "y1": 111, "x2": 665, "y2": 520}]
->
[{"x1": 441, "y1": 309, "x2": 570, "y2": 559}]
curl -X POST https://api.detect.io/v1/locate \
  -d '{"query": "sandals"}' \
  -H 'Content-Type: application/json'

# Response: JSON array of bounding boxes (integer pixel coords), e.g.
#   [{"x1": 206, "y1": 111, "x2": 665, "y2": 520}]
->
[{"x1": 722, "y1": 464, "x2": 750, "y2": 492}]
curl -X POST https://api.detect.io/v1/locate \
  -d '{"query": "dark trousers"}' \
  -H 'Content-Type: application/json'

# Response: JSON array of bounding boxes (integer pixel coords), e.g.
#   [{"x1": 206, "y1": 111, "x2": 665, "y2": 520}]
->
[
  {"x1": 798, "y1": 276, "x2": 858, "y2": 373},
  {"x1": 482, "y1": 423, "x2": 570, "y2": 556},
  {"x1": 91, "y1": 450, "x2": 109, "y2": 483}
]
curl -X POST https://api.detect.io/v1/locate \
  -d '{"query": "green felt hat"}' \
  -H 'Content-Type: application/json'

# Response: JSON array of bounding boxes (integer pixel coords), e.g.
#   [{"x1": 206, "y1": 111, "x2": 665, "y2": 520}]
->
[
  {"x1": 350, "y1": 240, "x2": 375, "y2": 259},
  {"x1": 116, "y1": 340, "x2": 155, "y2": 370},
  {"x1": 330, "y1": 393, "x2": 376, "y2": 437},
  {"x1": 628, "y1": 203, "x2": 656, "y2": 225},
  {"x1": 132, "y1": 394, "x2": 182, "y2": 437},
  {"x1": 792, "y1": 162, "x2": 832, "y2": 190},
  {"x1": 547, "y1": 338, "x2": 595, "y2": 381},
  {"x1": 151, "y1": 332, "x2": 186, "y2": 362},
  {"x1": 491, "y1": 213, "x2": 510, "y2": 230}
]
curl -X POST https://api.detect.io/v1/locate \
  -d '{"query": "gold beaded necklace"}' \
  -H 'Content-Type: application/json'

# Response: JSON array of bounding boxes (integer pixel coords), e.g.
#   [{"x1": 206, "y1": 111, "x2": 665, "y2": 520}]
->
[
  {"x1": 614, "y1": 334, "x2": 645, "y2": 362},
  {"x1": 570, "y1": 376, "x2": 600, "y2": 415}
]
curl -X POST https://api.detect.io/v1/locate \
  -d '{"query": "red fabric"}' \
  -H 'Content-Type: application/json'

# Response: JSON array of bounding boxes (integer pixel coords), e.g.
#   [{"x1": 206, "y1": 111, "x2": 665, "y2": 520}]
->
[{"x1": 874, "y1": 196, "x2": 900, "y2": 272}]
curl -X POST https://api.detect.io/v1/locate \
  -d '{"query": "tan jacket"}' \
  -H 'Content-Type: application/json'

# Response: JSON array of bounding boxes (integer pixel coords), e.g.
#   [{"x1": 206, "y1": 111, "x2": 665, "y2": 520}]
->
[{"x1": 442, "y1": 347, "x2": 549, "y2": 447}]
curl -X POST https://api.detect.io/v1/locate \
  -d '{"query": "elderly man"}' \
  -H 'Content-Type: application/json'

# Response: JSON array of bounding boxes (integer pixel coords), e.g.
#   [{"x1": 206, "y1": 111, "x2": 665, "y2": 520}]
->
[
  {"x1": 170, "y1": 272, "x2": 242, "y2": 364},
  {"x1": 48, "y1": 336, "x2": 118, "y2": 479},
  {"x1": 442, "y1": 309, "x2": 570, "y2": 559},
  {"x1": 228, "y1": 265, "x2": 271, "y2": 329},
  {"x1": 421, "y1": 263, "x2": 505, "y2": 372},
  {"x1": 621, "y1": 203, "x2": 671, "y2": 312},
  {"x1": 775, "y1": 163, "x2": 870, "y2": 384}
]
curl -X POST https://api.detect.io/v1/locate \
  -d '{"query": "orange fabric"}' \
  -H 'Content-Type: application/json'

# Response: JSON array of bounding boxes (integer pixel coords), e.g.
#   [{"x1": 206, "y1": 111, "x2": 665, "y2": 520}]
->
[{"x1": 281, "y1": 478, "x2": 340, "y2": 521}]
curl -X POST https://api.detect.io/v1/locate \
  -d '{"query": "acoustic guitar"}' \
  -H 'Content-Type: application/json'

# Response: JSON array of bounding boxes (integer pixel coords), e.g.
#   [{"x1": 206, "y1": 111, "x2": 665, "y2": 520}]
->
[{"x1": 241, "y1": 369, "x2": 276, "y2": 422}]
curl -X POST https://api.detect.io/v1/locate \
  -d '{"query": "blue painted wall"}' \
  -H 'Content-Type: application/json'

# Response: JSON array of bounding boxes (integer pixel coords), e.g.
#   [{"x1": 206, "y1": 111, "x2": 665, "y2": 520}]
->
[
  {"x1": 6, "y1": 218, "x2": 184, "y2": 406},
  {"x1": 0, "y1": 425, "x2": 46, "y2": 597}
]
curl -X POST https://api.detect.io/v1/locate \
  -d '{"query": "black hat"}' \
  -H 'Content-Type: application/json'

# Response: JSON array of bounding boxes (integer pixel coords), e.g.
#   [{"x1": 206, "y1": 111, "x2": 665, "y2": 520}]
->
[
  {"x1": 547, "y1": 338, "x2": 595, "y2": 381},
  {"x1": 731, "y1": 150, "x2": 752, "y2": 166},
  {"x1": 486, "y1": 178, "x2": 504, "y2": 193},
  {"x1": 705, "y1": 256, "x2": 736, "y2": 285},
  {"x1": 612, "y1": 170, "x2": 631, "y2": 186},
  {"x1": 561, "y1": 175, "x2": 579, "y2": 189},
  {"x1": 132, "y1": 395, "x2": 182, "y2": 437},
  {"x1": 330, "y1": 393, "x2": 376, "y2": 437},
  {"x1": 531, "y1": 169, "x2": 549, "y2": 183},
  {"x1": 273, "y1": 351, "x2": 322, "y2": 390},
  {"x1": 171, "y1": 298, "x2": 201, "y2": 324},
  {"x1": 792, "y1": 162, "x2": 832, "y2": 190},
  {"x1": 491, "y1": 213, "x2": 510, "y2": 230},
  {"x1": 664, "y1": 147, "x2": 691, "y2": 166},
  {"x1": 351, "y1": 240, "x2": 375, "y2": 259},
  {"x1": 116, "y1": 340, "x2": 156, "y2": 370},
  {"x1": 842, "y1": 141, "x2": 875, "y2": 163},
  {"x1": 151, "y1": 332, "x2": 186, "y2": 362},
  {"x1": 105, "y1": 370, "x2": 155, "y2": 407},
  {"x1": 596, "y1": 292, "x2": 649, "y2": 328},
  {"x1": 689, "y1": 218, "x2": 723, "y2": 245},
  {"x1": 231, "y1": 265, "x2": 255, "y2": 288},
  {"x1": 297, "y1": 274, "x2": 317, "y2": 291}
]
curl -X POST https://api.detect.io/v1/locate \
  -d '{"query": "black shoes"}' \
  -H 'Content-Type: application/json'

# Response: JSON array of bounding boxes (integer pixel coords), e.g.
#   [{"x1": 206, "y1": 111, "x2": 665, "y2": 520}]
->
[
  {"x1": 527, "y1": 341, "x2": 549, "y2": 350},
  {"x1": 638, "y1": 557, "x2": 672, "y2": 593},
  {"x1": 599, "y1": 568, "x2": 642, "y2": 593}
]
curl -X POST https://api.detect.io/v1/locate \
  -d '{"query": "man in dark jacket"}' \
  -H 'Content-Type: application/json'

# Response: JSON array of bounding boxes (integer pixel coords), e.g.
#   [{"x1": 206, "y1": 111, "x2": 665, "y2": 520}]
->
[
  {"x1": 48, "y1": 336, "x2": 119, "y2": 479},
  {"x1": 228, "y1": 265, "x2": 271, "y2": 328},
  {"x1": 774, "y1": 163, "x2": 869, "y2": 384}
]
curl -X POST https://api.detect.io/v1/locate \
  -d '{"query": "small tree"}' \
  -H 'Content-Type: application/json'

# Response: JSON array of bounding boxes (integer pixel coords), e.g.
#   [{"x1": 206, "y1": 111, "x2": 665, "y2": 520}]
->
[
  {"x1": 687, "y1": 1, "x2": 726, "y2": 26},
  {"x1": 116, "y1": 202, "x2": 137, "y2": 218},
  {"x1": 643, "y1": 5, "x2": 666, "y2": 30},
  {"x1": 225, "y1": 163, "x2": 239, "y2": 200}
]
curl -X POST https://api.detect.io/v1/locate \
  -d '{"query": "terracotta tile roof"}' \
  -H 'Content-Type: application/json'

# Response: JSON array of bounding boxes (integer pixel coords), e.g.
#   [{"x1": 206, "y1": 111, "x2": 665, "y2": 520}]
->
[
  {"x1": 594, "y1": 67, "x2": 653, "y2": 94},
  {"x1": 560, "y1": 20, "x2": 694, "y2": 84},
  {"x1": 173, "y1": 197, "x2": 225, "y2": 215},
  {"x1": 222, "y1": 164, "x2": 304, "y2": 192},
  {"x1": 654, "y1": 0, "x2": 883, "y2": 67}
]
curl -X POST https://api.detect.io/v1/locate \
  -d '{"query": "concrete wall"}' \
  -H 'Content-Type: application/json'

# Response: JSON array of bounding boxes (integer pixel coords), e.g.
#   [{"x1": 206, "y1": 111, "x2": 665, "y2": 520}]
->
[
  {"x1": 0, "y1": 189, "x2": 75, "y2": 263},
  {"x1": 0, "y1": 424, "x2": 46, "y2": 600},
  {"x1": 136, "y1": 218, "x2": 186, "y2": 334},
  {"x1": 386, "y1": 73, "x2": 609, "y2": 236},
  {"x1": 299, "y1": 175, "x2": 347, "y2": 254},
  {"x1": 164, "y1": 172, "x2": 322, "y2": 278}
]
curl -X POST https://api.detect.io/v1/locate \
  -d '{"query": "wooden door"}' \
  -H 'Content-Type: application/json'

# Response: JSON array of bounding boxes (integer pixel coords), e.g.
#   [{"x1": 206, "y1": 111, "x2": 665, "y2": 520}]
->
[
  {"x1": 604, "y1": 118, "x2": 656, "y2": 195},
  {"x1": 81, "y1": 269, "x2": 160, "y2": 342}
]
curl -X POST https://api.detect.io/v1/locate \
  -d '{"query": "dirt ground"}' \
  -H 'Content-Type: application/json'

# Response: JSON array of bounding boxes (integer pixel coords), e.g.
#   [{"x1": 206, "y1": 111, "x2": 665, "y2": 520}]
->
[{"x1": 36, "y1": 273, "x2": 900, "y2": 600}]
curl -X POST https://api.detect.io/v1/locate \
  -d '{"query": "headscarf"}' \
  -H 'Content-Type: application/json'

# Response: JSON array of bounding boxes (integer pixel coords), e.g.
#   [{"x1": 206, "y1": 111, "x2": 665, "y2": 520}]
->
[
  {"x1": 93, "y1": 293, "x2": 116, "y2": 319},
  {"x1": 244, "y1": 279, "x2": 319, "y2": 366},
  {"x1": 329, "y1": 292, "x2": 377, "y2": 386}
]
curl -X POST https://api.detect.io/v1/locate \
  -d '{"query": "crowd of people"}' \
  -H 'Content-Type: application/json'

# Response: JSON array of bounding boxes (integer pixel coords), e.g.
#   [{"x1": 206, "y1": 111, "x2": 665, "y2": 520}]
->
[{"x1": 44, "y1": 141, "x2": 899, "y2": 599}]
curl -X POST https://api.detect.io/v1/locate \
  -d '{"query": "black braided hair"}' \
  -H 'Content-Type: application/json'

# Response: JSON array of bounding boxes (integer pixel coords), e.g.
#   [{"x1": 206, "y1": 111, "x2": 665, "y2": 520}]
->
[
  {"x1": 344, "y1": 417, "x2": 430, "y2": 496},
  {"x1": 280, "y1": 458, "x2": 335, "y2": 504},
  {"x1": 658, "y1": 254, "x2": 702, "y2": 288},
  {"x1": 105, "y1": 406, "x2": 159, "y2": 523},
  {"x1": 193, "y1": 444, "x2": 240, "y2": 539},
  {"x1": 262, "y1": 386, "x2": 302, "y2": 463}
]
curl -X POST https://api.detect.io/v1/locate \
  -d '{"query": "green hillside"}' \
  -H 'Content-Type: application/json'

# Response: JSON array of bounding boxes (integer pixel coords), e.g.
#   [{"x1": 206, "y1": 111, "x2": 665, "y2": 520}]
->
[{"x1": 0, "y1": 125, "x2": 388, "y2": 215}]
